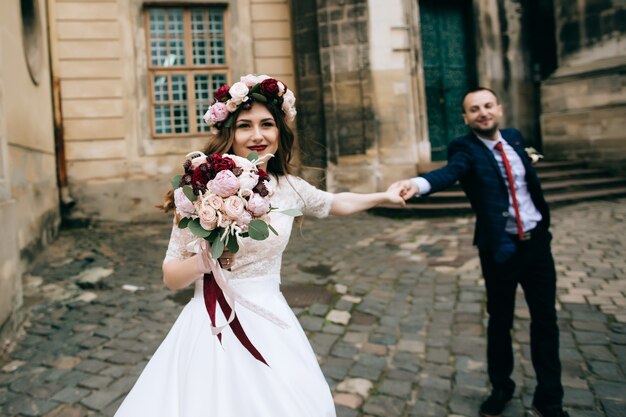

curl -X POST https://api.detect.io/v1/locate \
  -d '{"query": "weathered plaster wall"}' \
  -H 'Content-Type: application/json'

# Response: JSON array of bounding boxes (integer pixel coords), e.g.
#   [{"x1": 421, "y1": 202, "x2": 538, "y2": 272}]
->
[{"x1": 0, "y1": 0, "x2": 59, "y2": 341}]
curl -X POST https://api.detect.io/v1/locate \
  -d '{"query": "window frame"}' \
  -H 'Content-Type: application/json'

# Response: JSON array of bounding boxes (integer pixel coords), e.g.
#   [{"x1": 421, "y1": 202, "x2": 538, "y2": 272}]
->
[{"x1": 144, "y1": 5, "x2": 230, "y2": 139}]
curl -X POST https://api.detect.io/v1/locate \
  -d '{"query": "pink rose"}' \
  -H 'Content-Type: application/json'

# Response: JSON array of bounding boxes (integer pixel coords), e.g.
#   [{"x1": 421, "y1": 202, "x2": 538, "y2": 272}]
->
[
  {"x1": 205, "y1": 194, "x2": 223, "y2": 210},
  {"x1": 218, "y1": 212, "x2": 233, "y2": 228},
  {"x1": 223, "y1": 196, "x2": 246, "y2": 219},
  {"x1": 240, "y1": 74, "x2": 261, "y2": 88},
  {"x1": 236, "y1": 210, "x2": 253, "y2": 232},
  {"x1": 209, "y1": 170, "x2": 239, "y2": 197},
  {"x1": 238, "y1": 170, "x2": 259, "y2": 192},
  {"x1": 174, "y1": 188, "x2": 195, "y2": 217},
  {"x1": 281, "y1": 89, "x2": 297, "y2": 121},
  {"x1": 207, "y1": 102, "x2": 229, "y2": 124},
  {"x1": 247, "y1": 193, "x2": 271, "y2": 216},
  {"x1": 198, "y1": 205, "x2": 218, "y2": 230}
]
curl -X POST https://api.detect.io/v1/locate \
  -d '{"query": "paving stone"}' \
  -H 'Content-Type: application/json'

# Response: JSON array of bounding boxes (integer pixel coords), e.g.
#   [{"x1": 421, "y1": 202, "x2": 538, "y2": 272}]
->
[
  {"x1": 377, "y1": 379, "x2": 412, "y2": 398},
  {"x1": 362, "y1": 394, "x2": 405, "y2": 417}
]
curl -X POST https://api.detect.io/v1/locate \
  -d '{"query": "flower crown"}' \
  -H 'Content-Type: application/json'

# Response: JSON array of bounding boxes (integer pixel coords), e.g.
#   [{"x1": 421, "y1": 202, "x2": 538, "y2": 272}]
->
[{"x1": 202, "y1": 74, "x2": 297, "y2": 129}]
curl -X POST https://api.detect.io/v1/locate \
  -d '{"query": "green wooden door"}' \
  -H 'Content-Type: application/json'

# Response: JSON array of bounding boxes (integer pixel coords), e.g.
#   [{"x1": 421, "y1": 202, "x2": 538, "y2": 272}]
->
[{"x1": 420, "y1": 0, "x2": 476, "y2": 160}]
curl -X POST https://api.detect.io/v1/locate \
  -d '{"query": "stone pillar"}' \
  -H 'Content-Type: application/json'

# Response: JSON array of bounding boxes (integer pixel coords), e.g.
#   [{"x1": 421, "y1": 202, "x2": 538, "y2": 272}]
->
[
  {"x1": 291, "y1": 0, "x2": 328, "y2": 186},
  {"x1": 541, "y1": 0, "x2": 626, "y2": 172},
  {"x1": 316, "y1": 0, "x2": 378, "y2": 192}
]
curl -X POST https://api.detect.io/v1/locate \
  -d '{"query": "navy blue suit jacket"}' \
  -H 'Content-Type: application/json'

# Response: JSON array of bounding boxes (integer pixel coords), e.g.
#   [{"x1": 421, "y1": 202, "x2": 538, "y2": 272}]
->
[{"x1": 423, "y1": 128, "x2": 550, "y2": 259}]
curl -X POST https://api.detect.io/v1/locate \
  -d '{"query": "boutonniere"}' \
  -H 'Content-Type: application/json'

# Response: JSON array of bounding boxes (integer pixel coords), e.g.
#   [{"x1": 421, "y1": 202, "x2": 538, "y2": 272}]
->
[{"x1": 525, "y1": 147, "x2": 543, "y2": 164}]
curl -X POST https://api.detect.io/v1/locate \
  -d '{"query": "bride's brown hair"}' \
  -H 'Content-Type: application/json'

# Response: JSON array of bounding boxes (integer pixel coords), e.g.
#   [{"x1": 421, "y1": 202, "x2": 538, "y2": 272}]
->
[{"x1": 160, "y1": 102, "x2": 297, "y2": 213}]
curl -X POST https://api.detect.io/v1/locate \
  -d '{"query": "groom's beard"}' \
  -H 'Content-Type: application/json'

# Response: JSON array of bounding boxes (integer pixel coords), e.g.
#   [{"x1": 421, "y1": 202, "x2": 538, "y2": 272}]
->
[{"x1": 471, "y1": 124, "x2": 499, "y2": 138}]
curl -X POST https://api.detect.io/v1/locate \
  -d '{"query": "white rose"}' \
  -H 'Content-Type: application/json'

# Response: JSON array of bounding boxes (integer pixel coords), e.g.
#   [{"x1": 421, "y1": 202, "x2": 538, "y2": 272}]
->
[{"x1": 228, "y1": 82, "x2": 249, "y2": 105}]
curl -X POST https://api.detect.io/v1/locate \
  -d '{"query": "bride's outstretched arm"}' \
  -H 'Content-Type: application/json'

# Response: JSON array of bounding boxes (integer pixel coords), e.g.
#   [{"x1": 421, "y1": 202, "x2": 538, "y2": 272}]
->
[
  {"x1": 162, "y1": 255, "x2": 204, "y2": 290},
  {"x1": 329, "y1": 183, "x2": 405, "y2": 216}
]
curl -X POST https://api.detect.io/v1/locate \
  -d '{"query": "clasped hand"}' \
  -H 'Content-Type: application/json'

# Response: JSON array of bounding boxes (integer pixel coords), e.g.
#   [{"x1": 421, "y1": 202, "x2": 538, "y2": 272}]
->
[{"x1": 385, "y1": 180, "x2": 418, "y2": 204}]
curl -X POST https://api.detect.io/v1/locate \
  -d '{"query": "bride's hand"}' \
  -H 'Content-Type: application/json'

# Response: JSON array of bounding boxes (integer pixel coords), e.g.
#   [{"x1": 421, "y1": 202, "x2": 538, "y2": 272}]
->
[
  {"x1": 385, "y1": 183, "x2": 406, "y2": 206},
  {"x1": 218, "y1": 250, "x2": 235, "y2": 270}
]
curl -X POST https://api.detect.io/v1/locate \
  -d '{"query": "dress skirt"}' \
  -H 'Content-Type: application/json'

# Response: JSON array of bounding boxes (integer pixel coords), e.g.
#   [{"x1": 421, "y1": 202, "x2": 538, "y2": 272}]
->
[{"x1": 114, "y1": 276, "x2": 336, "y2": 417}]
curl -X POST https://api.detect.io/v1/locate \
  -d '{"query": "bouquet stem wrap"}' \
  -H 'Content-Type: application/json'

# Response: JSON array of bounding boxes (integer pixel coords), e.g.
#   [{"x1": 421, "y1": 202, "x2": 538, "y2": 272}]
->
[{"x1": 189, "y1": 239, "x2": 290, "y2": 366}]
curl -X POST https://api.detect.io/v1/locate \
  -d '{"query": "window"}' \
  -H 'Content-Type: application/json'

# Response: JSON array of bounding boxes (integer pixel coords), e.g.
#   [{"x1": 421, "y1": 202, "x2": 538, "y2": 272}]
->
[{"x1": 146, "y1": 6, "x2": 228, "y2": 137}]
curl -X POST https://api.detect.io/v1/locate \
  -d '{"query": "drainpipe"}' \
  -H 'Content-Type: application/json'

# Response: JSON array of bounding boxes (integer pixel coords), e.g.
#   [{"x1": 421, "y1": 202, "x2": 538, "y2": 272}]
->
[{"x1": 44, "y1": 0, "x2": 75, "y2": 209}]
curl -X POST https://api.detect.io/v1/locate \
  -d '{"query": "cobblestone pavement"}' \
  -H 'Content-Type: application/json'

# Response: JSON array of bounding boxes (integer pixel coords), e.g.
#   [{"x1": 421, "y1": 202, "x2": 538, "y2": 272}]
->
[{"x1": 1, "y1": 198, "x2": 625, "y2": 417}]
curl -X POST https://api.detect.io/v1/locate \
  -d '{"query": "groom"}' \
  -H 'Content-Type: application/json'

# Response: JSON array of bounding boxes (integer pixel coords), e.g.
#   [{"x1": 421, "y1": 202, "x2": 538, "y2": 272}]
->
[{"x1": 393, "y1": 88, "x2": 567, "y2": 417}]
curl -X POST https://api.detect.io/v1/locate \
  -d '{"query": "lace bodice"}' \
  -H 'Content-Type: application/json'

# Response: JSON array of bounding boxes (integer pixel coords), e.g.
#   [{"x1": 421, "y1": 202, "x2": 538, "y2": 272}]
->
[{"x1": 164, "y1": 175, "x2": 333, "y2": 282}]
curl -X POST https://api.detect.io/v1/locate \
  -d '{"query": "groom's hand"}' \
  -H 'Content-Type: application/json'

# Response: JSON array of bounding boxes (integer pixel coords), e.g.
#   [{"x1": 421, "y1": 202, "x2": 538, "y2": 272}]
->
[{"x1": 391, "y1": 180, "x2": 418, "y2": 200}]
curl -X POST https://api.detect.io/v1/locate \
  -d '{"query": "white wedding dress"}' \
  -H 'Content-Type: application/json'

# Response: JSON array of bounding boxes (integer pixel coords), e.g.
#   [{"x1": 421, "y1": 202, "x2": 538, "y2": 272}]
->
[{"x1": 114, "y1": 175, "x2": 336, "y2": 417}]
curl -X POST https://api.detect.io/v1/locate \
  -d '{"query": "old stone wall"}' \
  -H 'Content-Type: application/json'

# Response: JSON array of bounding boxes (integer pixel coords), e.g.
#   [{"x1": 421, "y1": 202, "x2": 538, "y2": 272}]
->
[{"x1": 541, "y1": 0, "x2": 626, "y2": 172}]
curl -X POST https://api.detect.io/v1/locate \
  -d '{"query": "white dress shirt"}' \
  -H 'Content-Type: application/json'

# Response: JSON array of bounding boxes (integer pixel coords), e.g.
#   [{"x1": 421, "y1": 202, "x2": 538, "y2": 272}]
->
[{"x1": 411, "y1": 131, "x2": 542, "y2": 233}]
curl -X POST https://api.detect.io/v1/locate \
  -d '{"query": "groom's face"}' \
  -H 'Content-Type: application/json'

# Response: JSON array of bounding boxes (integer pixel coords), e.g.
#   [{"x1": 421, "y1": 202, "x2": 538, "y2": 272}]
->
[{"x1": 462, "y1": 90, "x2": 503, "y2": 137}]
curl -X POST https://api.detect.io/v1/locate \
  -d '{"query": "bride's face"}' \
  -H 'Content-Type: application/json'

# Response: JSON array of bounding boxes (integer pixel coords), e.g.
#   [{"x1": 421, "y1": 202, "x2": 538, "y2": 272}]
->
[{"x1": 232, "y1": 103, "x2": 279, "y2": 168}]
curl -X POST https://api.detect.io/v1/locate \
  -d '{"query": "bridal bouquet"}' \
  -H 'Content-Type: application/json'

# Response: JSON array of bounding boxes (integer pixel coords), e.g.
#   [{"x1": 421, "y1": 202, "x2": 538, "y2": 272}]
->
[{"x1": 171, "y1": 151, "x2": 301, "y2": 259}]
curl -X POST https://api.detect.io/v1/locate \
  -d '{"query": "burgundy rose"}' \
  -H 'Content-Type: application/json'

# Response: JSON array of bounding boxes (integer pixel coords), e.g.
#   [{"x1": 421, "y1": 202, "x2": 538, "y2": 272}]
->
[
  {"x1": 208, "y1": 154, "x2": 236, "y2": 173},
  {"x1": 253, "y1": 181, "x2": 269, "y2": 197},
  {"x1": 214, "y1": 85, "x2": 231, "y2": 102},
  {"x1": 259, "y1": 79, "x2": 280, "y2": 98},
  {"x1": 183, "y1": 159, "x2": 192, "y2": 173},
  {"x1": 191, "y1": 167, "x2": 209, "y2": 194},
  {"x1": 257, "y1": 168, "x2": 269, "y2": 182}
]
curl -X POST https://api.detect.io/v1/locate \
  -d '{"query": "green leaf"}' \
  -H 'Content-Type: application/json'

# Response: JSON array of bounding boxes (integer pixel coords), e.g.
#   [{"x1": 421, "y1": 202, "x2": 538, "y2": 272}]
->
[
  {"x1": 246, "y1": 151, "x2": 259, "y2": 161},
  {"x1": 171, "y1": 175, "x2": 183, "y2": 189},
  {"x1": 278, "y1": 209, "x2": 303, "y2": 217},
  {"x1": 226, "y1": 236, "x2": 240, "y2": 253},
  {"x1": 207, "y1": 228, "x2": 220, "y2": 242},
  {"x1": 188, "y1": 219, "x2": 211, "y2": 238},
  {"x1": 248, "y1": 220, "x2": 270, "y2": 241},
  {"x1": 268, "y1": 223, "x2": 278, "y2": 236},
  {"x1": 183, "y1": 185, "x2": 197, "y2": 202},
  {"x1": 178, "y1": 217, "x2": 191, "y2": 229},
  {"x1": 223, "y1": 116, "x2": 233, "y2": 128},
  {"x1": 251, "y1": 93, "x2": 267, "y2": 103},
  {"x1": 211, "y1": 239, "x2": 225, "y2": 259}
]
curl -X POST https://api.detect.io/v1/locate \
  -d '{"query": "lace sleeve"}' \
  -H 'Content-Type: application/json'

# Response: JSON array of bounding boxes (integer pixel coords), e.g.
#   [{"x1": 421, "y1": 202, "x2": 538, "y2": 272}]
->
[
  {"x1": 288, "y1": 176, "x2": 334, "y2": 218},
  {"x1": 164, "y1": 218, "x2": 196, "y2": 264}
]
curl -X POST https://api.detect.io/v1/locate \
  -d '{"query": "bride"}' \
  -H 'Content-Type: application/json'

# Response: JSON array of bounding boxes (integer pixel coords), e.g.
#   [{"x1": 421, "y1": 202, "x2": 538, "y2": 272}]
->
[{"x1": 113, "y1": 74, "x2": 405, "y2": 417}]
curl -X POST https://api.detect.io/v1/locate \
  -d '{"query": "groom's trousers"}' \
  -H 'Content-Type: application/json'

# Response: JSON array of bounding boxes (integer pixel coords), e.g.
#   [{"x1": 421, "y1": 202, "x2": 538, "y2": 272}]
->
[{"x1": 478, "y1": 227, "x2": 564, "y2": 408}]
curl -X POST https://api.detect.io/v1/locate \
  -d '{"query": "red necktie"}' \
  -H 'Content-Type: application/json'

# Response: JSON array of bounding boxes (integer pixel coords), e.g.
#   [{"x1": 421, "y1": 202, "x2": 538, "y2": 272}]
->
[{"x1": 494, "y1": 141, "x2": 525, "y2": 240}]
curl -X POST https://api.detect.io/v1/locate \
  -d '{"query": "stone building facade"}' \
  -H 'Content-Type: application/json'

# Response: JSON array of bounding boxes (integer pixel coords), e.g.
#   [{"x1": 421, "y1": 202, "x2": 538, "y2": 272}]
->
[
  {"x1": 1, "y1": 0, "x2": 624, "y2": 339},
  {"x1": 0, "y1": 0, "x2": 60, "y2": 343},
  {"x1": 47, "y1": 0, "x2": 297, "y2": 222},
  {"x1": 541, "y1": 0, "x2": 626, "y2": 173}
]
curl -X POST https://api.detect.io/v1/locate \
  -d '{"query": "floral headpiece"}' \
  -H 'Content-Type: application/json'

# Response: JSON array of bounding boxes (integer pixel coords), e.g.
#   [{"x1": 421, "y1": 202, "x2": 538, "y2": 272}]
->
[{"x1": 202, "y1": 74, "x2": 297, "y2": 129}]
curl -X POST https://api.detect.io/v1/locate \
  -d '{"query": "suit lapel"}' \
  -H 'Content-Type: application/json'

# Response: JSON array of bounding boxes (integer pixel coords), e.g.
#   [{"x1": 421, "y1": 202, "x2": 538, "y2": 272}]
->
[{"x1": 469, "y1": 132, "x2": 507, "y2": 189}]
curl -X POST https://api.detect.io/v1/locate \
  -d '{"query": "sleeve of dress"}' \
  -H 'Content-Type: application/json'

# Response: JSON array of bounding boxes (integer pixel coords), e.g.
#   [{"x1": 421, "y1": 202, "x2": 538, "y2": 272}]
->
[
  {"x1": 163, "y1": 218, "x2": 197, "y2": 264},
  {"x1": 289, "y1": 176, "x2": 334, "y2": 218}
]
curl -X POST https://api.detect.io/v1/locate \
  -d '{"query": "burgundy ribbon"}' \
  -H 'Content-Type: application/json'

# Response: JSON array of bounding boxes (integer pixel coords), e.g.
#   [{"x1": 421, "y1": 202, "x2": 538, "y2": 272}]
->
[{"x1": 202, "y1": 272, "x2": 268, "y2": 366}]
